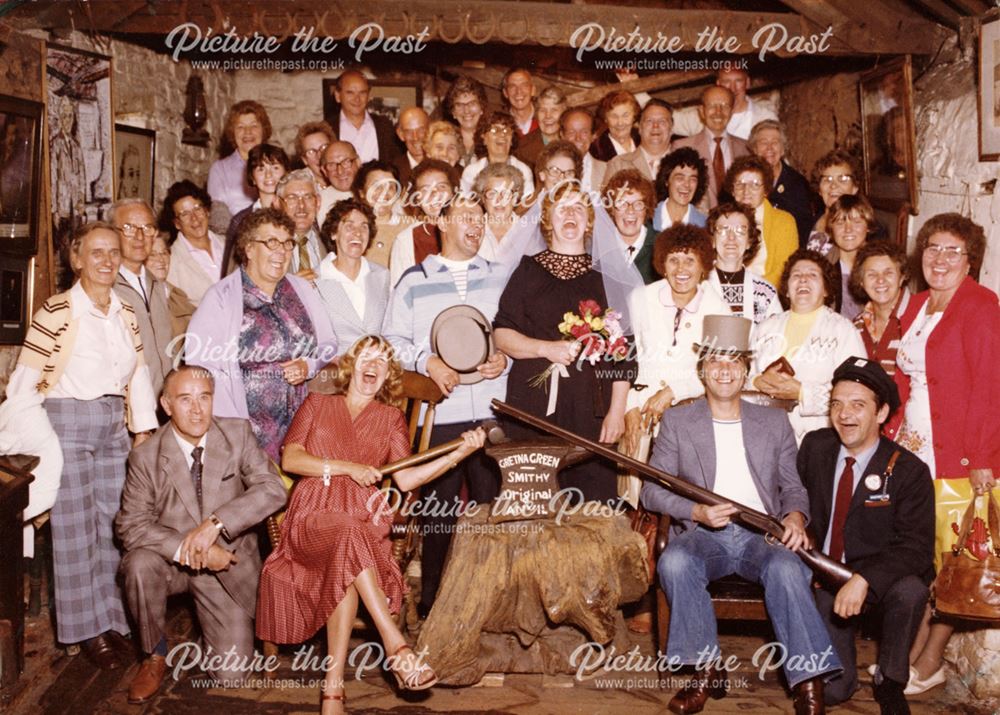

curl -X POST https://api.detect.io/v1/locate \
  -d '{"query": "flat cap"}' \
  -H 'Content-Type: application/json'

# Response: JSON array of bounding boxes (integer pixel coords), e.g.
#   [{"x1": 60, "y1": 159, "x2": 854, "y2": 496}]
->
[{"x1": 832, "y1": 356, "x2": 900, "y2": 413}]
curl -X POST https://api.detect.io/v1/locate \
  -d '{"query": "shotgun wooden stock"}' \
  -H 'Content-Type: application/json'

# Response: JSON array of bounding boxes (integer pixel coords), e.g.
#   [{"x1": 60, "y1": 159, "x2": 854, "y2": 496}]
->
[{"x1": 491, "y1": 399, "x2": 854, "y2": 589}]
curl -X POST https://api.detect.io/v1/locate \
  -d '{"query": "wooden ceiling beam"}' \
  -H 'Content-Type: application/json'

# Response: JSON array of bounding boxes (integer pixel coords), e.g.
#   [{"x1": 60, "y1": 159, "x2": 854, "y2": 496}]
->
[
  {"x1": 903, "y1": 0, "x2": 964, "y2": 31},
  {"x1": 10, "y1": 0, "x2": 944, "y2": 56},
  {"x1": 779, "y1": 0, "x2": 949, "y2": 54}
]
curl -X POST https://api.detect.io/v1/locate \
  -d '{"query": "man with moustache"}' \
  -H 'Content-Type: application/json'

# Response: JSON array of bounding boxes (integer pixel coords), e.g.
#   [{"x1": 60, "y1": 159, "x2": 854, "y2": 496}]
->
[
  {"x1": 383, "y1": 198, "x2": 508, "y2": 617},
  {"x1": 560, "y1": 108, "x2": 606, "y2": 194},
  {"x1": 116, "y1": 366, "x2": 286, "y2": 702},
  {"x1": 674, "y1": 86, "x2": 750, "y2": 210},
  {"x1": 605, "y1": 98, "x2": 674, "y2": 182},
  {"x1": 110, "y1": 198, "x2": 176, "y2": 400},
  {"x1": 275, "y1": 169, "x2": 326, "y2": 279},
  {"x1": 799, "y1": 358, "x2": 934, "y2": 714},
  {"x1": 641, "y1": 315, "x2": 839, "y2": 715},
  {"x1": 317, "y1": 140, "x2": 360, "y2": 226}
]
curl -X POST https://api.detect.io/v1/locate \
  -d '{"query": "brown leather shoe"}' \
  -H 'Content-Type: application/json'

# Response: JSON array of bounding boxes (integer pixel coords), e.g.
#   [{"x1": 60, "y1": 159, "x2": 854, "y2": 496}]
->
[
  {"x1": 793, "y1": 677, "x2": 826, "y2": 715},
  {"x1": 81, "y1": 633, "x2": 120, "y2": 670},
  {"x1": 668, "y1": 668, "x2": 727, "y2": 714},
  {"x1": 128, "y1": 655, "x2": 167, "y2": 704}
]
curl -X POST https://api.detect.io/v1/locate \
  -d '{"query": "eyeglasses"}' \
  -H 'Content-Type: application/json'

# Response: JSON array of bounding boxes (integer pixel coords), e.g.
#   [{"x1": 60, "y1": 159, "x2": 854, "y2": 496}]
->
[
  {"x1": 282, "y1": 193, "x2": 316, "y2": 205},
  {"x1": 120, "y1": 223, "x2": 158, "y2": 237},
  {"x1": 545, "y1": 166, "x2": 576, "y2": 180},
  {"x1": 924, "y1": 244, "x2": 968, "y2": 262},
  {"x1": 253, "y1": 238, "x2": 296, "y2": 251},
  {"x1": 714, "y1": 225, "x2": 749, "y2": 238},
  {"x1": 303, "y1": 143, "x2": 330, "y2": 159},
  {"x1": 819, "y1": 174, "x2": 855, "y2": 186},
  {"x1": 614, "y1": 200, "x2": 646, "y2": 213},
  {"x1": 324, "y1": 157, "x2": 357, "y2": 171},
  {"x1": 175, "y1": 204, "x2": 206, "y2": 220},
  {"x1": 733, "y1": 179, "x2": 764, "y2": 190},
  {"x1": 488, "y1": 126, "x2": 513, "y2": 137}
]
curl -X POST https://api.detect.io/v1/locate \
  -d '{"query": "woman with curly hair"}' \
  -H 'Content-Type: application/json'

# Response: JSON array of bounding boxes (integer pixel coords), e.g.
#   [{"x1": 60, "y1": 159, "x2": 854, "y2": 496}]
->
[
  {"x1": 623, "y1": 223, "x2": 730, "y2": 451},
  {"x1": 652, "y1": 147, "x2": 708, "y2": 231},
  {"x1": 459, "y1": 110, "x2": 534, "y2": 196},
  {"x1": 751, "y1": 249, "x2": 865, "y2": 443},
  {"x1": 848, "y1": 240, "x2": 910, "y2": 376},
  {"x1": 443, "y1": 76, "x2": 488, "y2": 167},
  {"x1": 590, "y1": 90, "x2": 642, "y2": 161},
  {"x1": 706, "y1": 202, "x2": 781, "y2": 324},
  {"x1": 257, "y1": 335, "x2": 486, "y2": 712},
  {"x1": 207, "y1": 100, "x2": 272, "y2": 221}
]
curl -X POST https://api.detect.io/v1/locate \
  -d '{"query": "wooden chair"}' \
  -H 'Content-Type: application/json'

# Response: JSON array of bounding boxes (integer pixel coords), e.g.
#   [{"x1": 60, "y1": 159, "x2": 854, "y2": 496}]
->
[{"x1": 262, "y1": 370, "x2": 443, "y2": 655}]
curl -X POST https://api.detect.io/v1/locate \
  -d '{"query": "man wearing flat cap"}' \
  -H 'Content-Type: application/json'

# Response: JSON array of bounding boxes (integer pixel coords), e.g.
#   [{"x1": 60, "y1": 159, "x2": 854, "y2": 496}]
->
[
  {"x1": 798, "y1": 356, "x2": 935, "y2": 714},
  {"x1": 641, "y1": 315, "x2": 839, "y2": 715}
]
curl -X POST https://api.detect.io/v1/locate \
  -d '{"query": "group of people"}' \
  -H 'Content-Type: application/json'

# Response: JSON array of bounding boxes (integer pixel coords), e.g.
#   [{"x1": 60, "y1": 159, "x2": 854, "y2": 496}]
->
[{"x1": 5, "y1": 62, "x2": 1000, "y2": 715}]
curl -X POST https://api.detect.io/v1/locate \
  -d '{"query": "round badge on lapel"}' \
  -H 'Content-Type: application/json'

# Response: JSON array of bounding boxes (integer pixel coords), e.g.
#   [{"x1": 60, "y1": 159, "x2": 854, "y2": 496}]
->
[
  {"x1": 864, "y1": 474, "x2": 882, "y2": 491},
  {"x1": 430, "y1": 305, "x2": 493, "y2": 385}
]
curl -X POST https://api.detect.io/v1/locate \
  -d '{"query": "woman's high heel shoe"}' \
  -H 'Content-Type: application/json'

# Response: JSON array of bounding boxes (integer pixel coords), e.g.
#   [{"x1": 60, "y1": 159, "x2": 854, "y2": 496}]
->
[{"x1": 387, "y1": 644, "x2": 438, "y2": 690}]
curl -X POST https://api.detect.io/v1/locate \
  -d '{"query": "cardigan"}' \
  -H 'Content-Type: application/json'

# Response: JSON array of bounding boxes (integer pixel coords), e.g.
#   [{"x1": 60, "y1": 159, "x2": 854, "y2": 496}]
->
[
  {"x1": 11, "y1": 285, "x2": 156, "y2": 432},
  {"x1": 184, "y1": 270, "x2": 339, "y2": 420},
  {"x1": 752, "y1": 199, "x2": 799, "y2": 286},
  {"x1": 889, "y1": 276, "x2": 1000, "y2": 476},
  {"x1": 167, "y1": 230, "x2": 225, "y2": 306},
  {"x1": 751, "y1": 305, "x2": 866, "y2": 444}
]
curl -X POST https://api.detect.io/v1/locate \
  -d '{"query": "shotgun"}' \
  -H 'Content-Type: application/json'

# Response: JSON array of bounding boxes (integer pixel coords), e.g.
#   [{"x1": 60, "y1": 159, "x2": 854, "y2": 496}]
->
[{"x1": 491, "y1": 399, "x2": 854, "y2": 589}]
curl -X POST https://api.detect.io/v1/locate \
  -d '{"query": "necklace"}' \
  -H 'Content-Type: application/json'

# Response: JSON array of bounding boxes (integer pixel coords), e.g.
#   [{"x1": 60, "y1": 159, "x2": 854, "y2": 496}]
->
[{"x1": 716, "y1": 267, "x2": 744, "y2": 284}]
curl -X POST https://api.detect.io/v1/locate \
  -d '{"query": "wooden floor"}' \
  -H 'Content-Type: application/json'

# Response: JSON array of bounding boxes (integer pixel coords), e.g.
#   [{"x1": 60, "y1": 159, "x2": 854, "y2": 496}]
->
[{"x1": 2, "y1": 594, "x2": 991, "y2": 715}]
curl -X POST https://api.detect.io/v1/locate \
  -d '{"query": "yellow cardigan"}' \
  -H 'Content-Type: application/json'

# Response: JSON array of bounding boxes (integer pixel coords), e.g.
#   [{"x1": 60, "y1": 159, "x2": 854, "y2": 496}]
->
[{"x1": 761, "y1": 199, "x2": 799, "y2": 286}]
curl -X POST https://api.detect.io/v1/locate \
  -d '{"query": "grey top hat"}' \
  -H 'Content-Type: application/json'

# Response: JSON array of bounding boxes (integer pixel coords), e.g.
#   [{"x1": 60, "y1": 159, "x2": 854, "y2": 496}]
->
[
  {"x1": 430, "y1": 305, "x2": 494, "y2": 385},
  {"x1": 692, "y1": 314, "x2": 754, "y2": 357}
]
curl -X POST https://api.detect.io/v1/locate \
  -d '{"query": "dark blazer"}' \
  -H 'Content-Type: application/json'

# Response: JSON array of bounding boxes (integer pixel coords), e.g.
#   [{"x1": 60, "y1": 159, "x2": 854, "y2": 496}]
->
[
  {"x1": 641, "y1": 398, "x2": 809, "y2": 533},
  {"x1": 116, "y1": 417, "x2": 287, "y2": 616},
  {"x1": 634, "y1": 223, "x2": 659, "y2": 285},
  {"x1": 797, "y1": 429, "x2": 935, "y2": 599},
  {"x1": 327, "y1": 109, "x2": 401, "y2": 163},
  {"x1": 769, "y1": 162, "x2": 816, "y2": 249}
]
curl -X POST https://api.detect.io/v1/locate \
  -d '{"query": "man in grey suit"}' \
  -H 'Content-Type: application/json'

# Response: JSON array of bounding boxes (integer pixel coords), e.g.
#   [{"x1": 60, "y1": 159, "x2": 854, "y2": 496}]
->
[
  {"x1": 641, "y1": 316, "x2": 839, "y2": 715},
  {"x1": 110, "y1": 198, "x2": 176, "y2": 400},
  {"x1": 673, "y1": 86, "x2": 750, "y2": 210},
  {"x1": 605, "y1": 99, "x2": 674, "y2": 183},
  {"x1": 115, "y1": 366, "x2": 286, "y2": 703}
]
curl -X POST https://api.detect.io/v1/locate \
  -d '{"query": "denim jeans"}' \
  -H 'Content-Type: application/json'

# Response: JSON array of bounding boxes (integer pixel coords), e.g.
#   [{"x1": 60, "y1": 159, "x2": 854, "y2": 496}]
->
[{"x1": 658, "y1": 523, "x2": 842, "y2": 688}]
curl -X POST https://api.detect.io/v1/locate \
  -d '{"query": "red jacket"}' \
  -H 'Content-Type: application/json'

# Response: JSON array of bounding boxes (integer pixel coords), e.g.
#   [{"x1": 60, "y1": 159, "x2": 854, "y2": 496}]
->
[{"x1": 886, "y1": 276, "x2": 1000, "y2": 477}]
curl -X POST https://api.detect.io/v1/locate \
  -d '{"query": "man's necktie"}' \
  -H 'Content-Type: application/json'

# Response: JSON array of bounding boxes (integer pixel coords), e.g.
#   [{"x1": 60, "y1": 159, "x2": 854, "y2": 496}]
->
[
  {"x1": 191, "y1": 446, "x2": 204, "y2": 514},
  {"x1": 829, "y1": 456, "x2": 855, "y2": 562},
  {"x1": 627, "y1": 245, "x2": 636, "y2": 263},
  {"x1": 713, "y1": 137, "x2": 725, "y2": 198},
  {"x1": 297, "y1": 236, "x2": 311, "y2": 272}
]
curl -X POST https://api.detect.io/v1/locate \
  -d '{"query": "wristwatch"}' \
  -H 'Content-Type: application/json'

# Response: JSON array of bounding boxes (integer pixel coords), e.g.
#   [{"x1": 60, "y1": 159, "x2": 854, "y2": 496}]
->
[{"x1": 208, "y1": 513, "x2": 229, "y2": 540}]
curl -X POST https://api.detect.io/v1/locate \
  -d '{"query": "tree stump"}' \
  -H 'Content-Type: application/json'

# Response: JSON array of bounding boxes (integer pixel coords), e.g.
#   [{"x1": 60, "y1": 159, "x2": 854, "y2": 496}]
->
[{"x1": 416, "y1": 504, "x2": 648, "y2": 685}]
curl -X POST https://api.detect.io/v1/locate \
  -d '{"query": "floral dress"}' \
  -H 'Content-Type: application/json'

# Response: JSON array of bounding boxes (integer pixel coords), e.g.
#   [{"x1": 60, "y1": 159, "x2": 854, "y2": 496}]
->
[
  {"x1": 895, "y1": 303, "x2": 944, "y2": 475},
  {"x1": 238, "y1": 269, "x2": 316, "y2": 461}
]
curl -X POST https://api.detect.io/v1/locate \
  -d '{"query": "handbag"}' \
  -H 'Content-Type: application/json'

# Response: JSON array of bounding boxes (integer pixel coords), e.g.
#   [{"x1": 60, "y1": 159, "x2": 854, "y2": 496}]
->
[{"x1": 932, "y1": 488, "x2": 1000, "y2": 621}]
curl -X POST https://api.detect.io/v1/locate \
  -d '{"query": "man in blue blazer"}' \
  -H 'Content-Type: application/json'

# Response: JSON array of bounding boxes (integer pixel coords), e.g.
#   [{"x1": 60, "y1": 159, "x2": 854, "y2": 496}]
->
[{"x1": 641, "y1": 315, "x2": 839, "y2": 715}]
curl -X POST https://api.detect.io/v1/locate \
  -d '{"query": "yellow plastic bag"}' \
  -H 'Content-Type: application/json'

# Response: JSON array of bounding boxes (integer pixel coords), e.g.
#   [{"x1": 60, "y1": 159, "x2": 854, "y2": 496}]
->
[{"x1": 934, "y1": 478, "x2": 993, "y2": 572}]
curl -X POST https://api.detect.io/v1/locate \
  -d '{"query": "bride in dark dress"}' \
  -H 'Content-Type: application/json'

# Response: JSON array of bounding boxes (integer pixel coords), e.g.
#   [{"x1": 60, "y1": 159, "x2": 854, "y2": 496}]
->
[
  {"x1": 256, "y1": 335, "x2": 485, "y2": 713},
  {"x1": 493, "y1": 182, "x2": 636, "y2": 504}
]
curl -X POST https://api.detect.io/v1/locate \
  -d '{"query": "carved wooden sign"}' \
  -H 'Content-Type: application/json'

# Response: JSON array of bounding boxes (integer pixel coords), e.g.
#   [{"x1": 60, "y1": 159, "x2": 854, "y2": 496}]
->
[{"x1": 487, "y1": 440, "x2": 587, "y2": 522}]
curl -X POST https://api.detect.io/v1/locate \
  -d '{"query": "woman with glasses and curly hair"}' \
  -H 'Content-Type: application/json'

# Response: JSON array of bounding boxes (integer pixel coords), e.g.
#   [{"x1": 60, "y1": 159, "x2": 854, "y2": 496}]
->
[{"x1": 257, "y1": 335, "x2": 486, "y2": 712}]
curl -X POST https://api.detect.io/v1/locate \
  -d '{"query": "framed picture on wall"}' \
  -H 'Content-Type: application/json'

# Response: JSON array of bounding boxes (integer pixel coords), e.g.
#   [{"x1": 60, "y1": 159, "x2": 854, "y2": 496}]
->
[
  {"x1": 0, "y1": 95, "x2": 43, "y2": 256},
  {"x1": 46, "y1": 43, "x2": 113, "y2": 289},
  {"x1": 859, "y1": 56, "x2": 918, "y2": 215},
  {"x1": 114, "y1": 124, "x2": 155, "y2": 206},
  {"x1": 322, "y1": 77, "x2": 423, "y2": 126},
  {"x1": 0, "y1": 254, "x2": 33, "y2": 344},
  {"x1": 978, "y1": 15, "x2": 1000, "y2": 160}
]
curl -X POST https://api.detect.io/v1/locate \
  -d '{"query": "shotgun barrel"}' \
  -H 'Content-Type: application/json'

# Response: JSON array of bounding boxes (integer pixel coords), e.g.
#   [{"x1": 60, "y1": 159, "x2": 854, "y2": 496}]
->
[{"x1": 491, "y1": 399, "x2": 854, "y2": 589}]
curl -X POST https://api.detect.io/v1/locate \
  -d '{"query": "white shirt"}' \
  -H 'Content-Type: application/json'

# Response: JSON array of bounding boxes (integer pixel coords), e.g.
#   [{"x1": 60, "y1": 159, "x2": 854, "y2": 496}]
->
[
  {"x1": 179, "y1": 231, "x2": 224, "y2": 283},
  {"x1": 610, "y1": 135, "x2": 634, "y2": 156},
  {"x1": 318, "y1": 186, "x2": 353, "y2": 228},
  {"x1": 320, "y1": 253, "x2": 370, "y2": 319},
  {"x1": 711, "y1": 419, "x2": 766, "y2": 513},
  {"x1": 639, "y1": 146, "x2": 666, "y2": 178},
  {"x1": 119, "y1": 265, "x2": 150, "y2": 308},
  {"x1": 339, "y1": 111, "x2": 379, "y2": 163},
  {"x1": 515, "y1": 110, "x2": 535, "y2": 136},
  {"x1": 620, "y1": 229, "x2": 646, "y2": 263}
]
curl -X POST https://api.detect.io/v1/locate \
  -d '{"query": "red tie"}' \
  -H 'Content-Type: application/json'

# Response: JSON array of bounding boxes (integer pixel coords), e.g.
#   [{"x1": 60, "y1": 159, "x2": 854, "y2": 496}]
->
[
  {"x1": 713, "y1": 137, "x2": 725, "y2": 198},
  {"x1": 829, "y1": 457, "x2": 855, "y2": 562}
]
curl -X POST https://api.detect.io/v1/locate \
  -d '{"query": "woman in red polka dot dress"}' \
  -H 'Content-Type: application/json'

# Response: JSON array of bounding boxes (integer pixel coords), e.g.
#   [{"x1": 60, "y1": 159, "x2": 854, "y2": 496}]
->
[{"x1": 256, "y1": 335, "x2": 485, "y2": 713}]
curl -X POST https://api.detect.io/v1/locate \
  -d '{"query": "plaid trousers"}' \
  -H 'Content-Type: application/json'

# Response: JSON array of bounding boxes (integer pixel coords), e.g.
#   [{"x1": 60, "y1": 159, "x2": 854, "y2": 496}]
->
[{"x1": 46, "y1": 397, "x2": 131, "y2": 644}]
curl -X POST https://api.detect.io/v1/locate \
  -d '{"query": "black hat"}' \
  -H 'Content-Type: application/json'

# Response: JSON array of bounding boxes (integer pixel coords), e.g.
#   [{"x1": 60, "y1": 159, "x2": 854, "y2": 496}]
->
[{"x1": 832, "y1": 357, "x2": 900, "y2": 413}]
